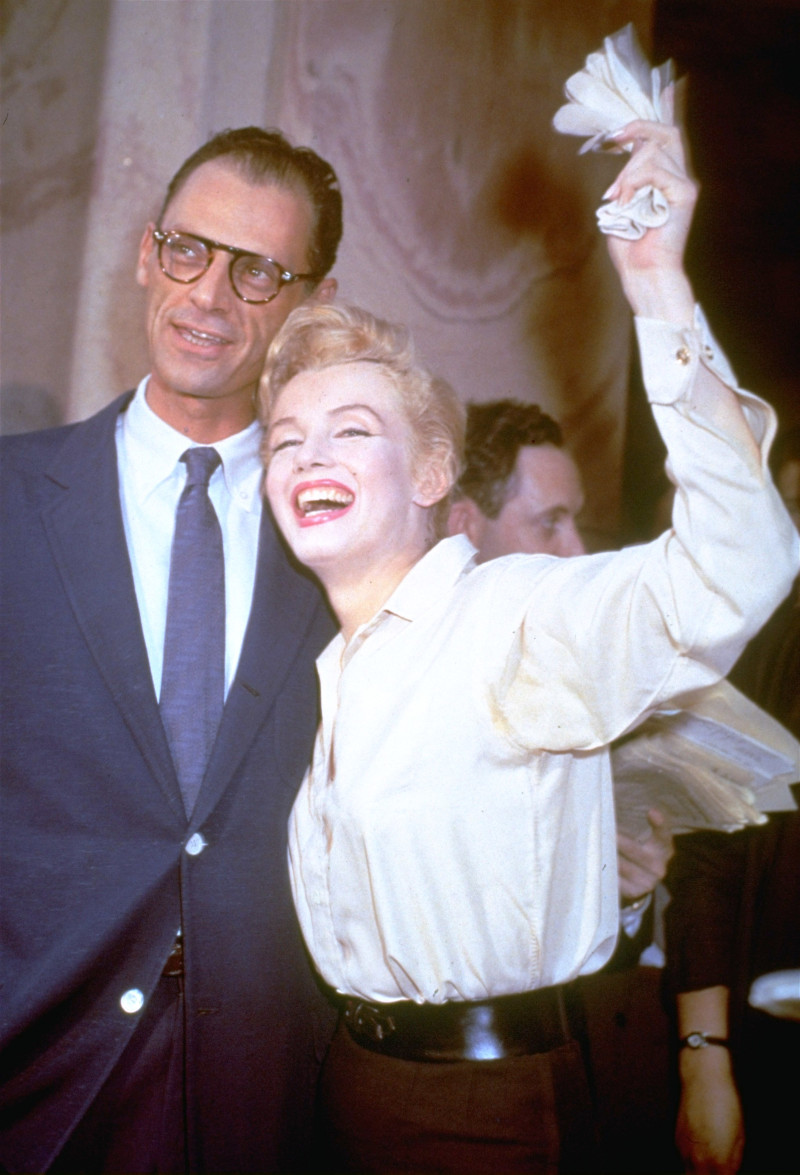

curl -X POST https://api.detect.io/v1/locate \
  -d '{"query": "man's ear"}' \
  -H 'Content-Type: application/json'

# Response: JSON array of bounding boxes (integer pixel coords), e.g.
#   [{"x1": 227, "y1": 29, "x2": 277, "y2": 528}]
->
[
  {"x1": 446, "y1": 496, "x2": 486, "y2": 547},
  {"x1": 447, "y1": 498, "x2": 472, "y2": 537},
  {"x1": 310, "y1": 277, "x2": 338, "y2": 304},
  {"x1": 413, "y1": 456, "x2": 453, "y2": 510},
  {"x1": 136, "y1": 223, "x2": 156, "y2": 289}
]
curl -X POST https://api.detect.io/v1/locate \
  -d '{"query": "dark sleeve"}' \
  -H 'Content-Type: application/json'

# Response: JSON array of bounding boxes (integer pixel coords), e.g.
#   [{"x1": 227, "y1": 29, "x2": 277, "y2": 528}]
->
[{"x1": 663, "y1": 827, "x2": 750, "y2": 995}]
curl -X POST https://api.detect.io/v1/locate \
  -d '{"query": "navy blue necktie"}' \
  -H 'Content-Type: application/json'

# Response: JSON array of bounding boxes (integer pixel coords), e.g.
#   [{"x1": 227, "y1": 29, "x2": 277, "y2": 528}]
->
[{"x1": 160, "y1": 447, "x2": 225, "y2": 815}]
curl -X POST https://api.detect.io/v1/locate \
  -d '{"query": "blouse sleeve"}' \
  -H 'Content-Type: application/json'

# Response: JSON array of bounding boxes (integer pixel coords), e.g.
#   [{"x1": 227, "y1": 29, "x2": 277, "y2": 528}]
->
[{"x1": 479, "y1": 309, "x2": 799, "y2": 754}]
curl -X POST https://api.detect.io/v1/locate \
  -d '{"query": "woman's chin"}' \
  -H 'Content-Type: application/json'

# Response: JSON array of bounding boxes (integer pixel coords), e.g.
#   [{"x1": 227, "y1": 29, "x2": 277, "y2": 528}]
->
[{"x1": 286, "y1": 528, "x2": 350, "y2": 575}]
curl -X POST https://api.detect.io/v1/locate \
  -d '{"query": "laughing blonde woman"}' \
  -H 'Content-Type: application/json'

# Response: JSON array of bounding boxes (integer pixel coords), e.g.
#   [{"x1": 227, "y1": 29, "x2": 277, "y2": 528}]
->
[{"x1": 258, "y1": 120, "x2": 798, "y2": 1174}]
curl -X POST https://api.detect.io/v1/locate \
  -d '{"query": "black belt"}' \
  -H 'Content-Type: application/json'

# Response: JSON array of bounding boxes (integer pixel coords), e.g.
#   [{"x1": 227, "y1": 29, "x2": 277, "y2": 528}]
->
[{"x1": 342, "y1": 984, "x2": 584, "y2": 1063}]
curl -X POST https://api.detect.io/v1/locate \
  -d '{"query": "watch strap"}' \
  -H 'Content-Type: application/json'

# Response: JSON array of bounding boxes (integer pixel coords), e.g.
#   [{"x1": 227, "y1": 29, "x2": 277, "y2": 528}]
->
[{"x1": 679, "y1": 1031, "x2": 730, "y2": 1050}]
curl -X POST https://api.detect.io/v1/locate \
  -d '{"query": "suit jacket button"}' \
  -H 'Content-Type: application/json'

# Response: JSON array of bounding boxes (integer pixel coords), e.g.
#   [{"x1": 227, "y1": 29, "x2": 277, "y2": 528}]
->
[
  {"x1": 186, "y1": 833, "x2": 207, "y2": 856},
  {"x1": 120, "y1": 988, "x2": 145, "y2": 1014}
]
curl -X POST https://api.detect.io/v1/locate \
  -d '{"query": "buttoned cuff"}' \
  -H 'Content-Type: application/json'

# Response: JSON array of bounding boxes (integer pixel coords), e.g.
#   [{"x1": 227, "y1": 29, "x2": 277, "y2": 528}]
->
[{"x1": 634, "y1": 305, "x2": 737, "y2": 406}]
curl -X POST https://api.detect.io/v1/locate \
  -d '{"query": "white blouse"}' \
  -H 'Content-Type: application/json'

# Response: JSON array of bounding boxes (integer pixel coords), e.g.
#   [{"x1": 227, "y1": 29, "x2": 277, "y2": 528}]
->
[{"x1": 288, "y1": 311, "x2": 799, "y2": 1005}]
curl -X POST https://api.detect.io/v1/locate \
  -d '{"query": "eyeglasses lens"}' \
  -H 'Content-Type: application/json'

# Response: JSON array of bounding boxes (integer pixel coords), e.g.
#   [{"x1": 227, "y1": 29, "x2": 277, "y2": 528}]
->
[
  {"x1": 160, "y1": 232, "x2": 283, "y2": 302},
  {"x1": 230, "y1": 254, "x2": 283, "y2": 302},
  {"x1": 161, "y1": 233, "x2": 209, "y2": 281}
]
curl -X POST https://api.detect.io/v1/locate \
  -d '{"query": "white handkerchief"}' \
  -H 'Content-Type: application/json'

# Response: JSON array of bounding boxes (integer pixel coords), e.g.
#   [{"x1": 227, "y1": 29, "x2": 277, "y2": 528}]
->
[
  {"x1": 553, "y1": 24, "x2": 675, "y2": 240},
  {"x1": 599, "y1": 184, "x2": 670, "y2": 237}
]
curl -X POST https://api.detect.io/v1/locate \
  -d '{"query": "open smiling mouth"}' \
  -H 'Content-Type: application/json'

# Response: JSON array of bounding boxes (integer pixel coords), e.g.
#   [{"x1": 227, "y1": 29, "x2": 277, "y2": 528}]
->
[
  {"x1": 176, "y1": 324, "x2": 229, "y2": 349},
  {"x1": 294, "y1": 482, "x2": 355, "y2": 526}
]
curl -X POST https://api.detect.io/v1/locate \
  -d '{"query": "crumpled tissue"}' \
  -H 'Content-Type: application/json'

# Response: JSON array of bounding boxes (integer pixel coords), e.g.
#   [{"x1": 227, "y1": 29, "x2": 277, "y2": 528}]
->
[{"x1": 552, "y1": 24, "x2": 675, "y2": 240}]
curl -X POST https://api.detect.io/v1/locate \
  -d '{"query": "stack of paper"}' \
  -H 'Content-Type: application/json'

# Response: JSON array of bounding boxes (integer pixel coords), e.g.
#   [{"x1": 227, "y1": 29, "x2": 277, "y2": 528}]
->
[{"x1": 612, "y1": 679, "x2": 800, "y2": 839}]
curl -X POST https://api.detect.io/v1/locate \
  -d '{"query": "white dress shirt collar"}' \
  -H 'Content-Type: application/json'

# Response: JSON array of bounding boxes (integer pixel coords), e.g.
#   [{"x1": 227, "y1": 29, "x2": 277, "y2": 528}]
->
[
  {"x1": 382, "y1": 534, "x2": 479, "y2": 621},
  {"x1": 121, "y1": 377, "x2": 262, "y2": 509},
  {"x1": 327, "y1": 535, "x2": 479, "y2": 669},
  {"x1": 116, "y1": 378, "x2": 264, "y2": 699}
]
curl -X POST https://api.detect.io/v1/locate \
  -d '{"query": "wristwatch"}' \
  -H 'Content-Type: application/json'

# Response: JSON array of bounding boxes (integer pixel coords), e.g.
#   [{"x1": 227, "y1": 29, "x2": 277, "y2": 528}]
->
[{"x1": 679, "y1": 1031, "x2": 730, "y2": 1050}]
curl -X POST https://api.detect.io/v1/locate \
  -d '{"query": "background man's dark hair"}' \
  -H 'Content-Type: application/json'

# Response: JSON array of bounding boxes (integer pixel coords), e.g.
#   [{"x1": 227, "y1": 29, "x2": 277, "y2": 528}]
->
[
  {"x1": 456, "y1": 398, "x2": 564, "y2": 518},
  {"x1": 158, "y1": 126, "x2": 343, "y2": 282}
]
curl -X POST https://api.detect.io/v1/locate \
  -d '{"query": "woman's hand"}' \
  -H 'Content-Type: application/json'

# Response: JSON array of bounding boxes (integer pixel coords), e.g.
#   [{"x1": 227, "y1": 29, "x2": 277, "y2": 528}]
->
[
  {"x1": 603, "y1": 109, "x2": 699, "y2": 325},
  {"x1": 676, "y1": 1046, "x2": 745, "y2": 1174}
]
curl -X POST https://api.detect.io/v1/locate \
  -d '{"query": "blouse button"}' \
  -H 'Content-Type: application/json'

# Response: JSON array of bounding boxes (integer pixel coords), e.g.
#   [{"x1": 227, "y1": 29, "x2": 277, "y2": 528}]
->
[{"x1": 675, "y1": 346, "x2": 691, "y2": 365}]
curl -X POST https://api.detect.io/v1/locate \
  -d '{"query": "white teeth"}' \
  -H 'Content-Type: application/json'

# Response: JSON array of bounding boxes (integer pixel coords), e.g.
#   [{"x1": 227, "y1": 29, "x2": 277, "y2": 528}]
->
[
  {"x1": 297, "y1": 486, "x2": 354, "y2": 514},
  {"x1": 182, "y1": 327, "x2": 224, "y2": 345}
]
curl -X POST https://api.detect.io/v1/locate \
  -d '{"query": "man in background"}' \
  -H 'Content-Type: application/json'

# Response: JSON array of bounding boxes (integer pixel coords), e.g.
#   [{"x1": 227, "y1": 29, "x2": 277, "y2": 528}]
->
[
  {"x1": 449, "y1": 398, "x2": 679, "y2": 1171},
  {"x1": 1, "y1": 127, "x2": 340, "y2": 1173}
]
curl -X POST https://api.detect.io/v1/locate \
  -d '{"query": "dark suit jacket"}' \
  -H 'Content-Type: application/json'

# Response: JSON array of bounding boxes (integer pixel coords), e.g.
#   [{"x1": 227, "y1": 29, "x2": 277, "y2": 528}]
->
[{"x1": 0, "y1": 394, "x2": 336, "y2": 1173}]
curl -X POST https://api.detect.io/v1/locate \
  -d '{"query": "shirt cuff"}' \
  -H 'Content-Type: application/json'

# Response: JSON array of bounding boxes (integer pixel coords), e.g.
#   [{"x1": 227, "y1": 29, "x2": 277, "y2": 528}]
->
[
  {"x1": 619, "y1": 892, "x2": 652, "y2": 937},
  {"x1": 634, "y1": 305, "x2": 738, "y2": 406}
]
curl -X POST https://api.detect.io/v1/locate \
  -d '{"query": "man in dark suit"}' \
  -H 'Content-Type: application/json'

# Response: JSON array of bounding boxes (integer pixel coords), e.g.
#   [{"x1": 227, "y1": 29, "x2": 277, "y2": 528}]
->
[{"x1": 0, "y1": 127, "x2": 341, "y2": 1173}]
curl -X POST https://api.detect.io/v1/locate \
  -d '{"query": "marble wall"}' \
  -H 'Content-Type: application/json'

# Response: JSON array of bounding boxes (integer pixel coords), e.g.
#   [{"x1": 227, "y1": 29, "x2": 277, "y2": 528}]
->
[{"x1": 1, "y1": 0, "x2": 655, "y2": 542}]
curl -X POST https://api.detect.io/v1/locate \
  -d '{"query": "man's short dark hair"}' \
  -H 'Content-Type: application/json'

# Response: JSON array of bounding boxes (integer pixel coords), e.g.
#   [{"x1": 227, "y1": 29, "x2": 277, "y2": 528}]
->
[
  {"x1": 157, "y1": 126, "x2": 343, "y2": 282},
  {"x1": 456, "y1": 398, "x2": 564, "y2": 518}
]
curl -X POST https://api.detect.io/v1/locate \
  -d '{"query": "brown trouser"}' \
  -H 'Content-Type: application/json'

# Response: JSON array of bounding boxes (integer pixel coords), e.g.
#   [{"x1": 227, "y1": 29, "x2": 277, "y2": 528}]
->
[{"x1": 319, "y1": 1018, "x2": 598, "y2": 1174}]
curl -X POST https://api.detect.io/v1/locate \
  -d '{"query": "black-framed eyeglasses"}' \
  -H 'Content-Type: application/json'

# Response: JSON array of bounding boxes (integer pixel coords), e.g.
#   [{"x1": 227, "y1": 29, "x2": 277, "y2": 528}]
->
[{"x1": 152, "y1": 228, "x2": 318, "y2": 305}]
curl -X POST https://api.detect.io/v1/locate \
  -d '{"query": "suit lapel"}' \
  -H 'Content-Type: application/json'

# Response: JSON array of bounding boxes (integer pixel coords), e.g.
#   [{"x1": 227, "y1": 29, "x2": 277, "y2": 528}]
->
[
  {"x1": 191, "y1": 508, "x2": 330, "y2": 827},
  {"x1": 41, "y1": 395, "x2": 183, "y2": 820}
]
